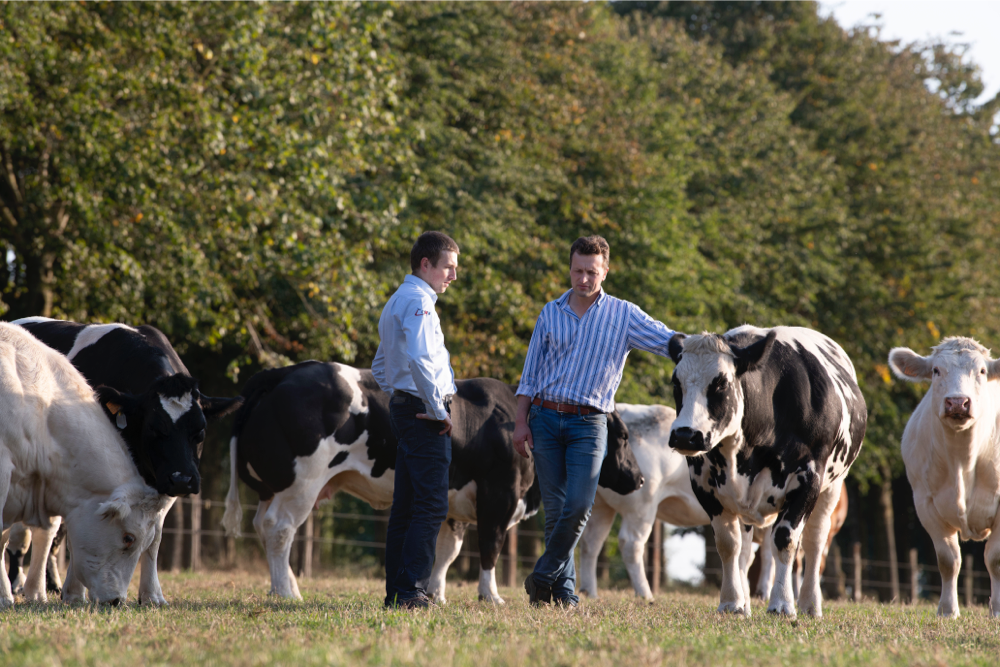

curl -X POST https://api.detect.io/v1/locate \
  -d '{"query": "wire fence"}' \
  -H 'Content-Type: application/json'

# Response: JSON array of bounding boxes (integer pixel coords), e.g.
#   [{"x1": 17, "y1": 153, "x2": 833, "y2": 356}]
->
[{"x1": 159, "y1": 496, "x2": 996, "y2": 606}]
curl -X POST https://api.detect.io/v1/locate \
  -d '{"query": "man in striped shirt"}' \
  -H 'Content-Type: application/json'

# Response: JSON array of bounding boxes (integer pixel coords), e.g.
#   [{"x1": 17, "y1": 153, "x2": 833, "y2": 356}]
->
[{"x1": 514, "y1": 235, "x2": 678, "y2": 607}]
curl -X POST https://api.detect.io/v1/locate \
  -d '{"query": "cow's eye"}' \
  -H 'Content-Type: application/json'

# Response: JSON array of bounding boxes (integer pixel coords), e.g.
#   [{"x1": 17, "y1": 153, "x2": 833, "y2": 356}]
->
[
  {"x1": 192, "y1": 429, "x2": 206, "y2": 442},
  {"x1": 980, "y1": 368, "x2": 987, "y2": 375},
  {"x1": 932, "y1": 367, "x2": 940, "y2": 376},
  {"x1": 123, "y1": 533, "x2": 136, "y2": 548}
]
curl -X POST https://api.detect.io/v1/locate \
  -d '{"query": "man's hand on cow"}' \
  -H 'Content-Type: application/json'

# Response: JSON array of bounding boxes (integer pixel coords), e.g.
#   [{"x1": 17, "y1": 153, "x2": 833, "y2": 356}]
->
[
  {"x1": 513, "y1": 419, "x2": 533, "y2": 458},
  {"x1": 416, "y1": 413, "x2": 453, "y2": 436}
]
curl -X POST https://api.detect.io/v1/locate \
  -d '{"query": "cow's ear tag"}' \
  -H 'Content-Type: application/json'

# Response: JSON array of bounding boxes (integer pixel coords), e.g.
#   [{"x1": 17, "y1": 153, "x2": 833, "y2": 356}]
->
[
  {"x1": 106, "y1": 402, "x2": 121, "y2": 415},
  {"x1": 116, "y1": 412, "x2": 127, "y2": 430}
]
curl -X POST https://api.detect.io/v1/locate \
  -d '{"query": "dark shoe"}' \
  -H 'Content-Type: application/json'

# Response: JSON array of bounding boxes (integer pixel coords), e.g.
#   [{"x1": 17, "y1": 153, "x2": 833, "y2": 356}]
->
[
  {"x1": 524, "y1": 575, "x2": 552, "y2": 607},
  {"x1": 386, "y1": 594, "x2": 434, "y2": 610},
  {"x1": 553, "y1": 597, "x2": 578, "y2": 608}
]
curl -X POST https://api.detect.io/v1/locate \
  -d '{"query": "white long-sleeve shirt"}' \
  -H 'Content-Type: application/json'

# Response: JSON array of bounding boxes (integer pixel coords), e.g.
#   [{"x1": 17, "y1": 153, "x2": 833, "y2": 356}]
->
[{"x1": 372, "y1": 274, "x2": 457, "y2": 421}]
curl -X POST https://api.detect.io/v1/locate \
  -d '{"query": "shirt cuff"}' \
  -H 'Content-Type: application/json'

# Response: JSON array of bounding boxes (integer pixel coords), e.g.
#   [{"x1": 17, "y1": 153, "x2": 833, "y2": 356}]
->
[{"x1": 515, "y1": 383, "x2": 536, "y2": 398}]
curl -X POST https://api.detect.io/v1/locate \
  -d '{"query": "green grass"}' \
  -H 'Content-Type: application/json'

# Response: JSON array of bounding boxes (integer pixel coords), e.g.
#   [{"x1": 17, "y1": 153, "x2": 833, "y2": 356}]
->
[{"x1": 1, "y1": 571, "x2": 998, "y2": 666}]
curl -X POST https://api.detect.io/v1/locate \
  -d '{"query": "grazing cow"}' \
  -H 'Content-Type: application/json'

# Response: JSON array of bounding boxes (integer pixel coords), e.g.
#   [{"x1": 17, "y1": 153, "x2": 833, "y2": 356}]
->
[
  {"x1": 579, "y1": 403, "x2": 710, "y2": 600},
  {"x1": 222, "y1": 362, "x2": 644, "y2": 603},
  {"x1": 668, "y1": 325, "x2": 866, "y2": 618},
  {"x1": 0, "y1": 323, "x2": 170, "y2": 607},
  {"x1": 755, "y1": 479, "x2": 848, "y2": 600},
  {"x1": 888, "y1": 338, "x2": 1000, "y2": 618},
  {"x1": 9, "y1": 317, "x2": 242, "y2": 604}
]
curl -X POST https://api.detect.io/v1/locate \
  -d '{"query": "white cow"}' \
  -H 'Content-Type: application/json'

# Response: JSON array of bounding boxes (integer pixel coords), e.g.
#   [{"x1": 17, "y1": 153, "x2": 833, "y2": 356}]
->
[
  {"x1": 579, "y1": 403, "x2": 710, "y2": 599},
  {"x1": 0, "y1": 323, "x2": 169, "y2": 607},
  {"x1": 889, "y1": 337, "x2": 1000, "y2": 618}
]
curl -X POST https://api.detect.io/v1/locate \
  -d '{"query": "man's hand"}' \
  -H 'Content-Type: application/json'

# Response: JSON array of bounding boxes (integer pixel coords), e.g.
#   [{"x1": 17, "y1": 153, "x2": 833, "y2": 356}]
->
[
  {"x1": 417, "y1": 413, "x2": 453, "y2": 436},
  {"x1": 513, "y1": 418, "x2": 533, "y2": 458}
]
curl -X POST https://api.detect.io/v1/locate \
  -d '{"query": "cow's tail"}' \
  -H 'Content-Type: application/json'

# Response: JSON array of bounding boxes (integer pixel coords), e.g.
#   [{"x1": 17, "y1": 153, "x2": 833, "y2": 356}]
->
[
  {"x1": 523, "y1": 474, "x2": 542, "y2": 521},
  {"x1": 222, "y1": 435, "x2": 243, "y2": 538}
]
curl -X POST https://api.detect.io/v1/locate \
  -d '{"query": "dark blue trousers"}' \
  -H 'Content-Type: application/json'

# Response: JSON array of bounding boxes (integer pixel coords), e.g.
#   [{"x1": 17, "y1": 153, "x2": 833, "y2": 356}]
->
[{"x1": 384, "y1": 392, "x2": 451, "y2": 605}]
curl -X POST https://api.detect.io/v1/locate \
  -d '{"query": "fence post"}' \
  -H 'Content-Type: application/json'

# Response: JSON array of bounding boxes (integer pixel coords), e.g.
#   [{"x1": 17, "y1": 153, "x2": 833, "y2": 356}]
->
[
  {"x1": 171, "y1": 499, "x2": 184, "y2": 573},
  {"x1": 189, "y1": 493, "x2": 202, "y2": 572},
  {"x1": 964, "y1": 554, "x2": 974, "y2": 607},
  {"x1": 303, "y1": 512, "x2": 314, "y2": 577},
  {"x1": 909, "y1": 548, "x2": 919, "y2": 604},
  {"x1": 852, "y1": 542, "x2": 862, "y2": 602},
  {"x1": 833, "y1": 542, "x2": 846, "y2": 600},
  {"x1": 505, "y1": 526, "x2": 518, "y2": 588},
  {"x1": 651, "y1": 521, "x2": 662, "y2": 596}
]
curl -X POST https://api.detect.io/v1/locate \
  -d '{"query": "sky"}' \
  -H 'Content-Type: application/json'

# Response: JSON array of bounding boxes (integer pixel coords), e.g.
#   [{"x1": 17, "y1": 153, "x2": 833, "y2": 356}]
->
[{"x1": 820, "y1": 1, "x2": 1000, "y2": 104}]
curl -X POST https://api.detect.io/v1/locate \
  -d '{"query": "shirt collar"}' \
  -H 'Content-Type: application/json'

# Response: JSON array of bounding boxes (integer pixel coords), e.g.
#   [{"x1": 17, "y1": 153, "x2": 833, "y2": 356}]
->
[
  {"x1": 557, "y1": 288, "x2": 606, "y2": 312},
  {"x1": 404, "y1": 273, "x2": 438, "y2": 303}
]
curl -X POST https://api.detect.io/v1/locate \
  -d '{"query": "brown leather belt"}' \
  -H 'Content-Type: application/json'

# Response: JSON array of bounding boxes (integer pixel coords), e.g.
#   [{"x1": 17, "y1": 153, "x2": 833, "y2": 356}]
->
[{"x1": 531, "y1": 397, "x2": 602, "y2": 416}]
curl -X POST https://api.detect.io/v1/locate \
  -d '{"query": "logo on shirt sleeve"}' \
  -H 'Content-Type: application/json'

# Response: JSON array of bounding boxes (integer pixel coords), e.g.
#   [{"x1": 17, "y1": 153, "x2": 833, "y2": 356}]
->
[{"x1": 414, "y1": 308, "x2": 431, "y2": 317}]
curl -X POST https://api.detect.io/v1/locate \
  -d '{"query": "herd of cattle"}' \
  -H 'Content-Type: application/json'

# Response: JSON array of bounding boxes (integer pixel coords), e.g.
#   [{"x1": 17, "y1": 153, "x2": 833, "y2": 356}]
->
[{"x1": 0, "y1": 318, "x2": 998, "y2": 619}]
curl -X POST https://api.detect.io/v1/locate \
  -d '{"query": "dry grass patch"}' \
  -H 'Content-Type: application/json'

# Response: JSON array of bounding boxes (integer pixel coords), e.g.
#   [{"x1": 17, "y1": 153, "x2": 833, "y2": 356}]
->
[{"x1": 1, "y1": 571, "x2": 998, "y2": 666}]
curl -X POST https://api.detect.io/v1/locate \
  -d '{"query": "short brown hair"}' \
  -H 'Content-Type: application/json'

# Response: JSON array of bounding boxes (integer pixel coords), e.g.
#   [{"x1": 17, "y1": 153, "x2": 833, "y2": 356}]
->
[
  {"x1": 411, "y1": 231, "x2": 460, "y2": 272},
  {"x1": 569, "y1": 235, "x2": 610, "y2": 268}
]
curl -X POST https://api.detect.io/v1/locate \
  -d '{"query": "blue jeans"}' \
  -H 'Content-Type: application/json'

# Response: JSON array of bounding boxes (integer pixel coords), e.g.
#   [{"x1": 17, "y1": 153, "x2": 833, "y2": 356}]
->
[
  {"x1": 384, "y1": 392, "x2": 451, "y2": 604},
  {"x1": 528, "y1": 403, "x2": 608, "y2": 603}
]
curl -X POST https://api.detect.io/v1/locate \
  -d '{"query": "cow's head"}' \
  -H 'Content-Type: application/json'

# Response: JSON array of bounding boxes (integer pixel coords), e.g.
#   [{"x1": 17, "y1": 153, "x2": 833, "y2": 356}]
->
[
  {"x1": 64, "y1": 483, "x2": 172, "y2": 605},
  {"x1": 597, "y1": 410, "x2": 645, "y2": 494},
  {"x1": 96, "y1": 375, "x2": 243, "y2": 495},
  {"x1": 888, "y1": 337, "x2": 1000, "y2": 431},
  {"x1": 668, "y1": 331, "x2": 775, "y2": 455}
]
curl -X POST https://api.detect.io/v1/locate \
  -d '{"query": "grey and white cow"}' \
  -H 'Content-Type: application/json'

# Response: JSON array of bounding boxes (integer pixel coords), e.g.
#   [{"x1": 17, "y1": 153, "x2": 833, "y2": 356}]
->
[
  {"x1": 0, "y1": 323, "x2": 170, "y2": 607},
  {"x1": 668, "y1": 326, "x2": 866, "y2": 618},
  {"x1": 889, "y1": 337, "x2": 1000, "y2": 618},
  {"x1": 579, "y1": 403, "x2": 709, "y2": 600}
]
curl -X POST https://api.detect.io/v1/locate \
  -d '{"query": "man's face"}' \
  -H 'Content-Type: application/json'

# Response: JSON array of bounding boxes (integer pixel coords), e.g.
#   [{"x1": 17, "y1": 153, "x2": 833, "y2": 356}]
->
[
  {"x1": 570, "y1": 252, "x2": 608, "y2": 299},
  {"x1": 419, "y1": 250, "x2": 459, "y2": 294}
]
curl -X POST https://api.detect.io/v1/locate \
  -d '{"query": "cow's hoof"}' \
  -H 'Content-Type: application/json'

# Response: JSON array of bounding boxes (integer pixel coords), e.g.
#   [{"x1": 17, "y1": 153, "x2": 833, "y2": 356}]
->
[
  {"x1": 717, "y1": 601, "x2": 748, "y2": 615},
  {"x1": 268, "y1": 589, "x2": 303, "y2": 601},
  {"x1": 138, "y1": 593, "x2": 169, "y2": 607},
  {"x1": 0, "y1": 596, "x2": 13, "y2": 610},
  {"x1": 62, "y1": 593, "x2": 87, "y2": 605},
  {"x1": 477, "y1": 594, "x2": 505, "y2": 605},
  {"x1": 937, "y1": 606, "x2": 960, "y2": 619},
  {"x1": 23, "y1": 589, "x2": 47, "y2": 603},
  {"x1": 767, "y1": 600, "x2": 797, "y2": 617}
]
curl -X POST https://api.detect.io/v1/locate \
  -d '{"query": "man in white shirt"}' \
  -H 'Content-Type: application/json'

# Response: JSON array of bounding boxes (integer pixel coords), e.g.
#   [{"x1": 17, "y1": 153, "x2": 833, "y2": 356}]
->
[{"x1": 372, "y1": 231, "x2": 459, "y2": 609}]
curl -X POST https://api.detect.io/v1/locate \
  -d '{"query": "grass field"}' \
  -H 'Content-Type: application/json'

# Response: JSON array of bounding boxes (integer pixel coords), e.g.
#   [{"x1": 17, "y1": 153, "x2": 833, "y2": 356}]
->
[{"x1": 1, "y1": 570, "x2": 998, "y2": 666}]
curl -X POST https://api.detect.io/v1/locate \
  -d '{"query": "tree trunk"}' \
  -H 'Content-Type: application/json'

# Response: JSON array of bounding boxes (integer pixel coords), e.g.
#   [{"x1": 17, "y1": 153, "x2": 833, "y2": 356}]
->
[{"x1": 880, "y1": 478, "x2": 900, "y2": 602}]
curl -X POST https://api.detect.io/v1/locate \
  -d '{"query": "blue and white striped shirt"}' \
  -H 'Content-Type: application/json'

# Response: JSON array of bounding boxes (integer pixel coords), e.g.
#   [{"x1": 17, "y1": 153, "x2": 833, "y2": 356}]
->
[{"x1": 516, "y1": 289, "x2": 676, "y2": 414}]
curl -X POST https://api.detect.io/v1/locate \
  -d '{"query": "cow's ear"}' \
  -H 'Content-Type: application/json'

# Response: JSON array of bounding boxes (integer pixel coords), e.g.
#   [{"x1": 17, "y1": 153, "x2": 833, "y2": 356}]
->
[
  {"x1": 97, "y1": 488, "x2": 132, "y2": 521},
  {"x1": 199, "y1": 394, "x2": 243, "y2": 420},
  {"x1": 731, "y1": 331, "x2": 776, "y2": 376},
  {"x1": 668, "y1": 333, "x2": 687, "y2": 364},
  {"x1": 95, "y1": 385, "x2": 141, "y2": 422},
  {"x1": 987, "y1": 358, "x2": 1000, "y2": 382},
  {"x1": 888, "y1": 348, "x2": 932, "y2": 382}
]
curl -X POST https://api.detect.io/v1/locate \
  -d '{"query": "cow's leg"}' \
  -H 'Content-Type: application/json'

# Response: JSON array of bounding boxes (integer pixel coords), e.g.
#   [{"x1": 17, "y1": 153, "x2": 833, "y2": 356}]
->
[
  {"x1": 46, "y1": 522, "x2": 65, "y2": 594},
  {"x1": 792, "y1": 545, "x2": 803, "y2": 601},
  {"x1": 578, "y1": 496, "x2": 616, "y2": 599},
  {"x1": 23, "y1": 519, "x2": 61, "y2": 602},
  {"x1": 618, "y1": 509, "x2": 657, "y2": 601},
  {"x1": 253, "y1": 497, "x2": 272, "y2": 553},
  {"x1": 61, "y1": 549, "x2": 88, "y2": 604},
  {"x1": 0, "y1": 455, "x2": 13, "y2": 608},
  {"x1": 738, "y1": 521, "x2": 754, "y2": 618},
  {"x1": 475, "y1": 487, "x2": 515, "y2": 605},
  {"x1": 6, "y1": 522, "x2": 30, "y2": 596},
  {"x1": 259, "y1": 492, "x2": 310, "y2": 600},
  {"x1": 797, "y1": 482, "x2": 841, "y2": 617},
  {"x1": 985, "y1": 526, "x2": 1000, "y2": 618},
  {"x1": 427, "y1": 520, "x2": 467, "y2": 605},
  {"x1": 912, "y1": 497, "x2": 961, "y2": 617},
  {"x1": 713, "y1": 512, "x2": 748, "y2": 614},
  {"x1": 138, "y1": 498, "x2": 174, "y2": 606},
  {"x1": 755, "y1": 526, "x2": 775, "y2": 599}
]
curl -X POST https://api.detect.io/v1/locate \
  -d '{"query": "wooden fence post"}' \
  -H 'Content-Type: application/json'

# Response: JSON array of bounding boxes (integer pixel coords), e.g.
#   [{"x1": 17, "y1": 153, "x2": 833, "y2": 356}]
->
[
  {"x1": 964, "y1": 555, "x2": 974, "y2": 607},
  {"x1": 852, "y1": 542, "x2": 862, "y2": 602},
  {"x1": 189, "y1": 494, "x2": 202, "y2": 572},
  {"x1": 880, "y1": 479, "x2": 900, "y2": 602},
  {"x1": 171, "y1": 499, "x2": 183, "y2": 573},
  {"x1": 833, "y1": 542, "x2": 846, "y2": 600},
  {"x1": 505, "y1": 526, "x2": 518, "y2": 588},
  {"x1": 909, "y1": 548, "x2": 919, "y2": 604},
  {"x1": 651, "y1": 521, "x2": 662, "y2": 596},
  {"x1": 303, "y1": 512, "x2": 314, "y2": 577}
]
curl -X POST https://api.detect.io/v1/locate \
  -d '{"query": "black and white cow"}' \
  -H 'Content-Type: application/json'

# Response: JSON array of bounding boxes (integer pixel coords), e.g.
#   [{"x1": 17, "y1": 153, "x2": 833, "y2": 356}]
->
[
  {"x1": 668, "y1": 325, "x2": 866, "y2": 618},
  {"x1": 222, "y1": 362, "x2": 644, "y2": 603},
  {"x1": 8, "y1": 317, "x2": 241, "y2": 604}
]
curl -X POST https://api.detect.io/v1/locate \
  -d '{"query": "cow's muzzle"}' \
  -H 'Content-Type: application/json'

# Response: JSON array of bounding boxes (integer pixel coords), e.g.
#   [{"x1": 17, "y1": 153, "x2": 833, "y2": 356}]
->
[
  {"x1": 944, "y1": 396, "x2": 972, "y2": 420},
  {"x1": 167, "y1": 471, "x2": 198, "y2": 496},
  {"x1": 669, "y1": 427, "x2": 708, "y2": 453}
]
